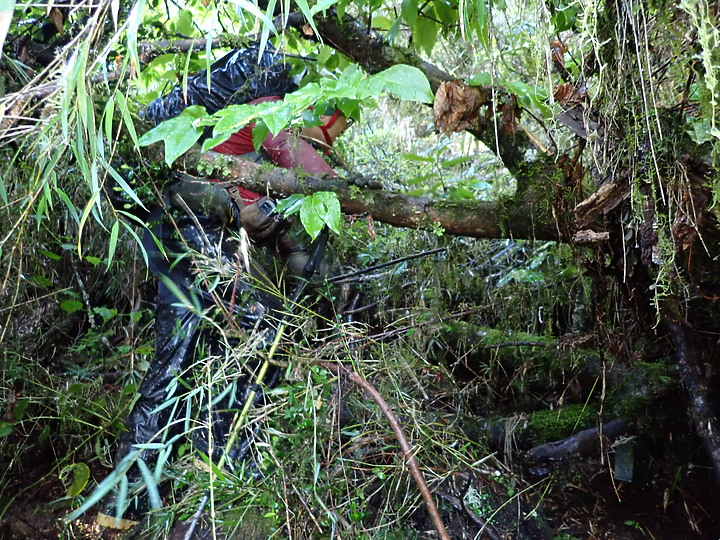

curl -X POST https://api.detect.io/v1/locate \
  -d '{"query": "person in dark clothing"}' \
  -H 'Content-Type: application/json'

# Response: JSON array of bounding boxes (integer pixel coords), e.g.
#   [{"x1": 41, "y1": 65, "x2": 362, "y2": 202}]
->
[{"x1": 97, "y1": 46, "x2": 347, "y2": 530}]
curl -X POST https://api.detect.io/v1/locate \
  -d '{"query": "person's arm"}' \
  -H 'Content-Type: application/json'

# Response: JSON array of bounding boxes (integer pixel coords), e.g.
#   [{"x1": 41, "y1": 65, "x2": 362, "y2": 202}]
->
[{"x1": 262, "y1": 131, "x2": 337, "y2": 177}]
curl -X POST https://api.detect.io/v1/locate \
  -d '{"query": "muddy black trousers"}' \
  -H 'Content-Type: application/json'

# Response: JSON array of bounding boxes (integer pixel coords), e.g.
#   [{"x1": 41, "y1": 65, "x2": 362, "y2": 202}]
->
[{"x1": 101, "y1": 216, "x2": 281, "y2": 523}]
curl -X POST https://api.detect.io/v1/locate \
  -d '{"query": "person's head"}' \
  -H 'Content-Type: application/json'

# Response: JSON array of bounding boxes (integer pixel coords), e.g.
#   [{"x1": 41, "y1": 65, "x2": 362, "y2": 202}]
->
[{"x1": 302, "y1": 109, "x2": 349, "y2": 147}]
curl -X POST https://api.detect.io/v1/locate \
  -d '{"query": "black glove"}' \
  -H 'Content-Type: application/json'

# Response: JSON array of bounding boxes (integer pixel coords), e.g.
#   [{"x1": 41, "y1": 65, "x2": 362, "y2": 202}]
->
[{"x1": 347, "y1": 173, "x2": 384, "y2": 190}]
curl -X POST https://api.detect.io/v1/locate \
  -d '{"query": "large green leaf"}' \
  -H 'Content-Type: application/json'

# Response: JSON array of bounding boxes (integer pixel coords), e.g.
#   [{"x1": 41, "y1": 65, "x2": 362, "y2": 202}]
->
[
  {"x1": 401, "y1": 0, "x2": 418, "y2": 26},
  {"x1": 373, "y1": 65, "x2": 434, "y2": 103},
  {"x1": 0, "y1": 0, "x2": 16, "y2": 55},
  {"x1": 138, "y1": 106, "x2": 205, "y2": 166},
  {"x1": 62, "y1": 463, "x2": 91, "y2": 497},
  {"x1": 413, "y1": 16, "x2": 438, "y2": 56},
  {"x1": 299, "y1": 192, "x2": 342, "y2": 240},
  {"x1": 212, "y1": 103, "x2": 258, "y2": 138}
]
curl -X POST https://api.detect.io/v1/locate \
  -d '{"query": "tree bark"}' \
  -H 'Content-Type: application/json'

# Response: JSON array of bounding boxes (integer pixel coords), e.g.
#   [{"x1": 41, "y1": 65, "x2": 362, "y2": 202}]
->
[
  {"x1": 662, "y1": 314, "x2": 720, "y2": 486},
  {"x1": 174, "y1": 148, "x2": 560, "y2": 241}
]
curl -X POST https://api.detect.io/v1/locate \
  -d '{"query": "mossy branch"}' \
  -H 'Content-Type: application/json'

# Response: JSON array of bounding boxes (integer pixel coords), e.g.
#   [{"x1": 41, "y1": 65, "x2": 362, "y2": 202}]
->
[{"x1": 165, "y1": 147, "x2": 561, "y2": 241}]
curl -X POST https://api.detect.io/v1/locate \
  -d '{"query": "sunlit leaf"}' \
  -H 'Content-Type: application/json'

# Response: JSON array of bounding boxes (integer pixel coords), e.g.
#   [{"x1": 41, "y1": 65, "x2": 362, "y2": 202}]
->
[
  {"x1": 63, "y1": 463, "x2": 90, "y2": 497},
  {"x1": 138, "y1": 106, "x2": 205, "y2": 166},
  {"x1": 0, "y1": 0, "x2": 16, "y2": 55},
  {"x1": 212, "y1": 103, "x2": 258, "y2": 137},
  {"x1": 174, "y1": 9, "x2": 193, "y2": 37},
  {"x1": 373, "y1": 65, "x2": 433, "y2": 103}
]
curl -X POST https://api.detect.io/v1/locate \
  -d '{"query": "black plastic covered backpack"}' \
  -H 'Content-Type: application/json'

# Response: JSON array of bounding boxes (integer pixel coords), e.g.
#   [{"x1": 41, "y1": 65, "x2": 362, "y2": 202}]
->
[{"x1": 143, "y1": 45, "x2": 298, "y2": 125}]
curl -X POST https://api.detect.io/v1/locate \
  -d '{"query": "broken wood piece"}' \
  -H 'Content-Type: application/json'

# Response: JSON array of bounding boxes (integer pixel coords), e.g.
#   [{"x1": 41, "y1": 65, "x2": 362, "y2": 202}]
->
[
  {"x1": 573, "y1": 229, "x2": 610, "y2": 244},
  {"x1": 526, "y1": 419, "x2": 627, "y2": 463},
  {"x1": 574, "y1": 180, "x2": 632, "y2": 228}
]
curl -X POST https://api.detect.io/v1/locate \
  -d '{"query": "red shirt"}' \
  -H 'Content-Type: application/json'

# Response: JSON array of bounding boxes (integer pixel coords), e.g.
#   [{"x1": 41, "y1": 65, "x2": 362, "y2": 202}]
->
[{"x1": 212, "y1": 96, "x2": 337, "y2": 205}]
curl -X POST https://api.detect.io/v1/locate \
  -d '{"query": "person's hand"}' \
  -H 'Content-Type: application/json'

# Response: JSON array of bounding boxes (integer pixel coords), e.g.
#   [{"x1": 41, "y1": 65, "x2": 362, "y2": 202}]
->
[
  {"x1": 240, "y1": 197, "x2": 285, "y2": 242},
  {"x1": 347, "y1": 173, "x2": 384, "y2": 190},
  {"x1": 286, "y1": 250, "x2": 333, "y2": 280}
]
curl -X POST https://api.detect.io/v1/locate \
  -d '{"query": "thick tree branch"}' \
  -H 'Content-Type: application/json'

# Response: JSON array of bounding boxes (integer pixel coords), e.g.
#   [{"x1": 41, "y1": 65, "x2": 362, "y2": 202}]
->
[
  {"x1": 663, "y1": 314, "x2": 720, "y2": 486},
  {"x1": 174, "y1": 148, "x2": 560, "y2": 241}
]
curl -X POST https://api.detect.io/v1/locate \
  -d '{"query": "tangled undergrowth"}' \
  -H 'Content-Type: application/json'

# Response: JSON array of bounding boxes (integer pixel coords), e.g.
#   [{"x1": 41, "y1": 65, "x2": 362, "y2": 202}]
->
[{"x1": 2, "y1": 209, "x2": 718, "y2": 539}]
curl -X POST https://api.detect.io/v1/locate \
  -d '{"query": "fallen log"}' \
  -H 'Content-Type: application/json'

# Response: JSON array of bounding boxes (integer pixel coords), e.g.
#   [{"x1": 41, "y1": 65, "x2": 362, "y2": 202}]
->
[{"x1": 525, "y1": 420, "x2": 627, "y2": 463}]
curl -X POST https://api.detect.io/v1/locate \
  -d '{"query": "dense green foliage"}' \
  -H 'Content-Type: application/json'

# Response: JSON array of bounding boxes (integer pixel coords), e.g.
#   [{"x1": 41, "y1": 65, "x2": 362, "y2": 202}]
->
[{"x1": 1, "y1": 0, "x2": 720, "y2": 538}]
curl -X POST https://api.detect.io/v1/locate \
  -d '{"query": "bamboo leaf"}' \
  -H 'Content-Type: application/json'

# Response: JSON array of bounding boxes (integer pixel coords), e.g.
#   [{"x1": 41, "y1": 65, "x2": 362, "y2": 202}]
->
[
  {"x1": 114, "y1": 90, "x2": 139, "y2": 147},
  {"x1": 64, "y1": 450, "x2": 141, "y2": 522},
  {"x1": 257, "y1": 0, "x2": 277, "y2": 58},
  {"x1": 126, "y1": 0, "x2": 146, "y2": 75},
  {"x1": 310, "y1": 0, "x2": 337, "y2": 15},
  {"x1": 76, "y1": 187, "x2": 102, "y2": 257},
  {"x1": 136, "y1": 458, "x2": 161, "y2": 509},
  {"x1": 118, "y1": 218, "x2": 148, "y2": 268},
  {"x1": 54, "y1": 187, "x2": 80, "y2": 225},
  {"x1": 101, "y1": 159, "x2": 148, "y2": 212},
  {"x1": 0, "y1": 172, "x2": 7, "y2": 205},
  {"x1": 0, "y1": 0, "x2": 16, "y2": 55},
  {"x1": 107, "y1": 220, "x2": 119, "y2": 269},
  {"x1": 294, "y1": 0, "x2": 321, "y2": 40},
  {"x1": 228, "y1": 0, "x2": 278, "y2": 39},
  {"x1": 111, "y1": 0, "x2": 119, "y2": 28},
  {"x1": 475, "y1": 0, "x2": 489, "y2": 48}
]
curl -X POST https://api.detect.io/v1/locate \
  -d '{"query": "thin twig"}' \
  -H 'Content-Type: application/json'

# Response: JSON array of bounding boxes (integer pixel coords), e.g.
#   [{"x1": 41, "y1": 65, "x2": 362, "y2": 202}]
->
[
  {"x1": 485, "y1": 341, "x2": 549, "y2": 349},
  {"x1": 328, "y1": 247, "x2": 448, "y2": 283},
  {"x1": 351, "y1": 308, "x2": 479, "y2": 345},
  {"x1": 320, "y1": 361, "x2": 451, "y2": 540}
]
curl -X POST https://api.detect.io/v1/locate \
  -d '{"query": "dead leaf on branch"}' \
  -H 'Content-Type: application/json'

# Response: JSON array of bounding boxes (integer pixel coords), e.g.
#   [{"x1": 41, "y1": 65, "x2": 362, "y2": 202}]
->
[
  {"x1": 433, "y1": 81, "x2": 490, "y2": 135},
  {"x1": 49, "y1": 8, "x2": 65, "y2": 36},
  {"x1": 554, "y1": 82, "x2": 587, "y2": 104},
  {"x1": 550, "y1": 39, "x2": 568, "y2": 70}
]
